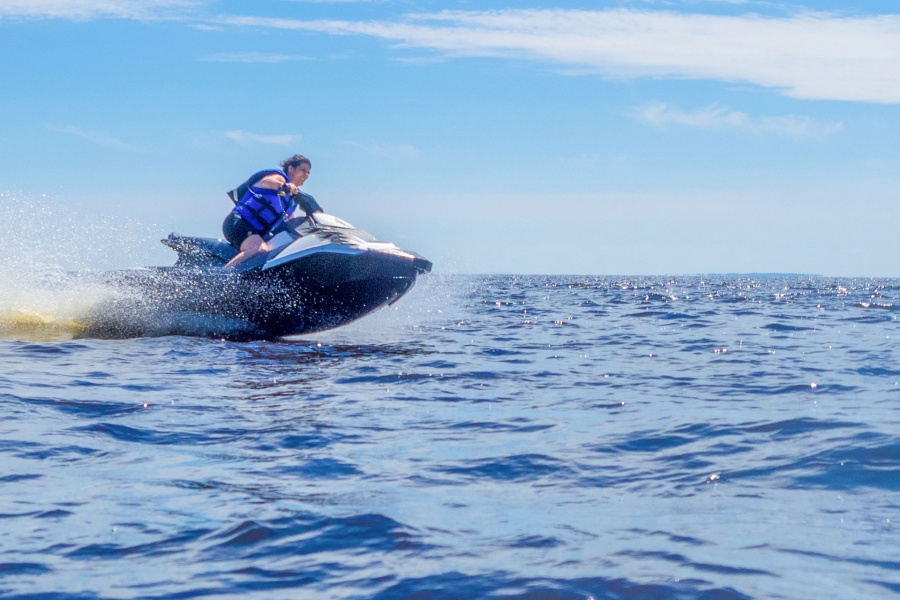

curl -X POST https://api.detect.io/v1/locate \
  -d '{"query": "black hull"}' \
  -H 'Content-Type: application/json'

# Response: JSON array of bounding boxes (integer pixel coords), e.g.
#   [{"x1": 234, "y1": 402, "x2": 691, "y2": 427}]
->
[
  {"x1": 83, "y1": 251, "x2": 422, "y2": 340},
  {"x1": 248, "y1": 251, "x2": 420, "y2": 337}
]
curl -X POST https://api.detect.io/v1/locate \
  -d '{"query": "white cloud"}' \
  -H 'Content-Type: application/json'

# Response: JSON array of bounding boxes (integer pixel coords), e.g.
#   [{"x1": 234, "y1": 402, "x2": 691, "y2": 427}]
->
[
  {"x1": 0, "y1": 0, "x2": 198, "y2": 21},
  {"x1": 756, "y1": 114, "x2": 844, "y2": 139},
  {"x1": 631, "y1": 102, "x2": 844, "y2": 139},
  {"x1": 634, "y1": 102, "x2": 751, "y2": 129},
  {"x1": 217, "y1": 9, "x2": 900, "y2": 104},
  {"x1": 223, "y1": 131, "x2": 303, "y2": 146},
  {"x1": 45, "y1": 124, "x2": 132, "y2": 149}
]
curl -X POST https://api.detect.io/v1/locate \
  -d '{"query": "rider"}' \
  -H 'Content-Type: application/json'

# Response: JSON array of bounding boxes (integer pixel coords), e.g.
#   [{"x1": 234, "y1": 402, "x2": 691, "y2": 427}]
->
[{"x1": 222, "y1": 154, "x2": 321, "y2": 267}]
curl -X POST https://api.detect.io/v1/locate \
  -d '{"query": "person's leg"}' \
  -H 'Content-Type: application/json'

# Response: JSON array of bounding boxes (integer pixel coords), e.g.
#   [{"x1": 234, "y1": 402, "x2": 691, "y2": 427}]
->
[
  {"x1": 222, "y1": 212, "x2": 248, "y2": 248},
  {"x1": 226, "y1": 234, "x2": 268, "y2": 267}
]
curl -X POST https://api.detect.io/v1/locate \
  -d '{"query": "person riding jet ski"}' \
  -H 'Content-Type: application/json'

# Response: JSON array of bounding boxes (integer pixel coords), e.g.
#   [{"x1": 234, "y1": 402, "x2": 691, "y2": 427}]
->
[{"x1": 222, "y1": 154, "x2": 322, "y2": 267}]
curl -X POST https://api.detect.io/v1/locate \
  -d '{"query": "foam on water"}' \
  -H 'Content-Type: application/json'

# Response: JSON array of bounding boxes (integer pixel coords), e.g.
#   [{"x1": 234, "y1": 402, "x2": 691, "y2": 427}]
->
[
  {"x1": 0, "y1": 256, "x2": 129, "y2": 342},
  {"x1": 0, "y1": 192, "x2": 169, "y2": 340}
]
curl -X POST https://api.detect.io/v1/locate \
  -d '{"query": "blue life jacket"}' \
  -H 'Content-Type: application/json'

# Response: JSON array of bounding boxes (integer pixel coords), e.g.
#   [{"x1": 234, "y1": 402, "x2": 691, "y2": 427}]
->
[{"x1": 227, "y1": 169, "x2": 296, "y2": 237}]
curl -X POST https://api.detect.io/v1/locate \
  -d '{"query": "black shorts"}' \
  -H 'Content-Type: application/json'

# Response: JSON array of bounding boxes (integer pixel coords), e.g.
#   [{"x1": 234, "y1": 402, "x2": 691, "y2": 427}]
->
[{"x1": 222, "y1": 211, "x2": 255, "y2": 247}]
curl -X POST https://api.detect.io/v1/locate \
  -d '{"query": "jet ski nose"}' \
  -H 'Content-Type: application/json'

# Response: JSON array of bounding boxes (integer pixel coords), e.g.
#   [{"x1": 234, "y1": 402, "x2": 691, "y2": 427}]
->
[{"x1": 413, "y1": 257, "x2": 433, "y2": 273}]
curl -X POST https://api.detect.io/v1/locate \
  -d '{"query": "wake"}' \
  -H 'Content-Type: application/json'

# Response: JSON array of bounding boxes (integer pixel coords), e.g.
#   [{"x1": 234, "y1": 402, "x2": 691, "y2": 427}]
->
[{"x1": 0, "y1": 193, "x2": 168, "y2": 341}]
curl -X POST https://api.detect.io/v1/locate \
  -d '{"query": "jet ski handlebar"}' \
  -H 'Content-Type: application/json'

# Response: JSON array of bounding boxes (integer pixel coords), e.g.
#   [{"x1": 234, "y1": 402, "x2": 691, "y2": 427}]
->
[
  {"x1": 275, "y1": 189, "x2": 324, "y2": 226},
  {"x1": 278, "y1": 188, "x2": 323, "y2": 217},
  {"x1": 292, "y1": 191, "x2": 323, "y2": 216}
]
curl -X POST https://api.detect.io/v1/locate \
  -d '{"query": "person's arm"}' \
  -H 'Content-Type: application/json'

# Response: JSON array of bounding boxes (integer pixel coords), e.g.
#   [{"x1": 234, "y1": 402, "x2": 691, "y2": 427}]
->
[
  {"x1": 253, "y1": 173, "x2": 288, "y2": 190},
  {"x1": 254, "y1": 173, "x2": 299, "y2": 198}
]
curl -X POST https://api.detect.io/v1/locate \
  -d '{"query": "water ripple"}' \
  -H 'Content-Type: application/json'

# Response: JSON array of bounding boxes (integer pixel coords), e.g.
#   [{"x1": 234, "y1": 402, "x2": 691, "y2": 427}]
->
[{"x1": 0, "y1": 276, "x2": 897, "y2": 599}]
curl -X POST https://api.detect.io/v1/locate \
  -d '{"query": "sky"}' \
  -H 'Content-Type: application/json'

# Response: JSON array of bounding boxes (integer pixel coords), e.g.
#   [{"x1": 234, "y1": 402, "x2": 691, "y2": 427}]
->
[{"x1": 1, "y1": 0, "x2": 899, "y2": 276}]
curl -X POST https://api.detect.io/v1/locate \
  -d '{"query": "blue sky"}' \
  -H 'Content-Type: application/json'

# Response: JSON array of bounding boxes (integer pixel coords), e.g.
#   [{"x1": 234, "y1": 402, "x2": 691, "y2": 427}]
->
[{"x1": 1, "y1": 0, "x2": 899, "y2": 275}]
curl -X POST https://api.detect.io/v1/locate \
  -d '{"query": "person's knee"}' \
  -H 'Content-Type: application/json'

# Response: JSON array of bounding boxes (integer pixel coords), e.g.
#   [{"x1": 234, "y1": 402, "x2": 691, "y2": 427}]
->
[{"x1": 240, "y1": 234, "x2": 265, "y2": 253}]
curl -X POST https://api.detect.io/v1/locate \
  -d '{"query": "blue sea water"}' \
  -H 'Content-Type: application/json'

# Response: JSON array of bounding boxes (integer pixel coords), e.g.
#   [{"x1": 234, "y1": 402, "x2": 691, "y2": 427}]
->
[{"x1": 1, "y1": 274, "x2": 898, "y2": 599}]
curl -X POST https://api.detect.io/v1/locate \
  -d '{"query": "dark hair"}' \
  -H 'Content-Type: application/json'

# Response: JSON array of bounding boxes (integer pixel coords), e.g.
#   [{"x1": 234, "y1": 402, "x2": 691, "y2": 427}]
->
[{"x1": 281, "y1": 154, "x2": 311, "y2": 171}]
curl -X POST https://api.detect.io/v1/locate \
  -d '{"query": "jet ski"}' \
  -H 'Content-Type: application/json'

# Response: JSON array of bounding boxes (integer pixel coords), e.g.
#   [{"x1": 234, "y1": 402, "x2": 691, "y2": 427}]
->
[{"x1": 84, "y1": 209, "x2": 432, "y2": 340}]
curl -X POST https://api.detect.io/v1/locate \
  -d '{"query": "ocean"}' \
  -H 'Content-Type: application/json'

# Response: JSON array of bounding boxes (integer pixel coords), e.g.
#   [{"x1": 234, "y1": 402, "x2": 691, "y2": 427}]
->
[{"x1": 1, "y1": 273, "x2": 898, "y2": 599}]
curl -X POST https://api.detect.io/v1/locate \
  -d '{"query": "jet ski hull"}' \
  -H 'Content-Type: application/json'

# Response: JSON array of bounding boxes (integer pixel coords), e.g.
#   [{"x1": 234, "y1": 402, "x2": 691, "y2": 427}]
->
[
  {"x1": 82, "y1": 213, "x2": 431, "y2": 340},
  {"x1": 241, "y1": 250, "x2": 422, "y2": 337}
]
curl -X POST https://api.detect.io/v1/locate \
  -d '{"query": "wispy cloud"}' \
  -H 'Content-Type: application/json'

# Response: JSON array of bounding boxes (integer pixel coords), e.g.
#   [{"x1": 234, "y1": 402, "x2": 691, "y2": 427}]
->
[
  {"x1": 217, "y1": 9, "x2": 900, "y2": 104},
  {"x1": 13, "y1": 5, "x2": 900, "y2": 105},
  {"x1": 635, "y1": 103, "x2": 752, "y2": 129},
  {"x1": 45, "y1": 124, "x2": 132, "y2": 149},
  {"x1": 631, "y1": 102, "x2": 844, "y2": 139},
  {"x1": 0, "y1": 0, "x2": 198, "y2": 21},
  {"x1": 199, "y1": 52, "x2": 309, "y2": 63},
  {"x1": 223, "y1": 131, "x2": 303, "y2": 146}
]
